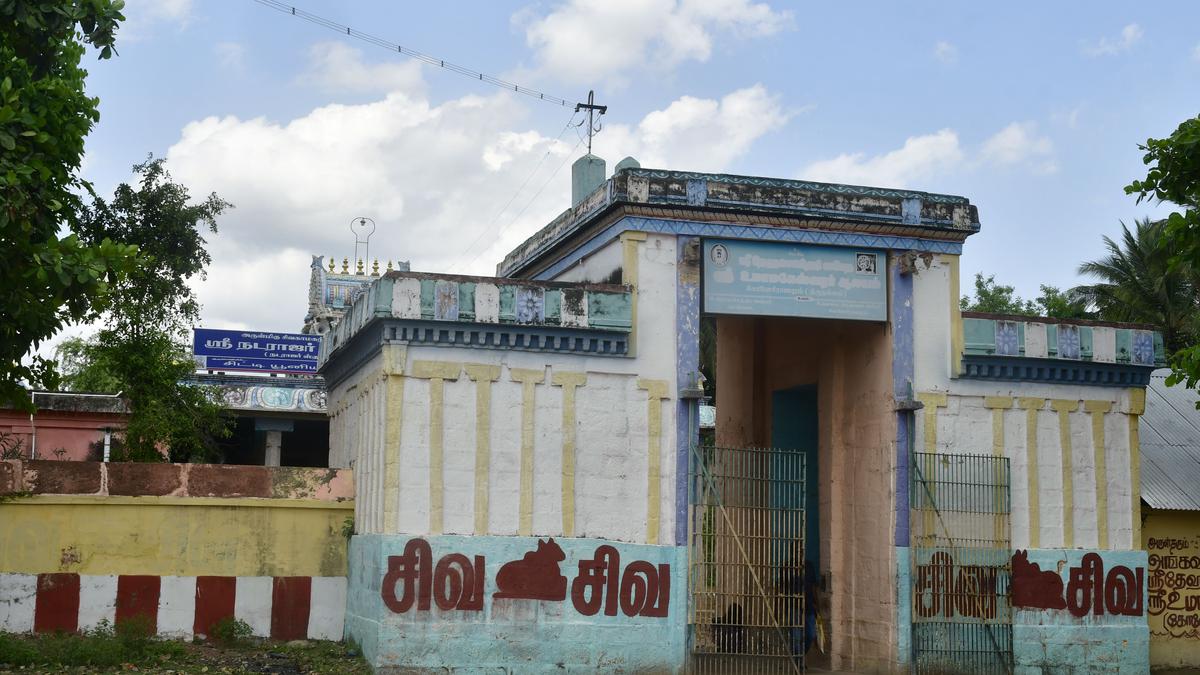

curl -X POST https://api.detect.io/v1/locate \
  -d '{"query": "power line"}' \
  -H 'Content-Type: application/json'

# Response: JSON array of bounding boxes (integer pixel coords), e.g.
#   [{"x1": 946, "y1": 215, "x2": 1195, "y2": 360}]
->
[
  {"x1": 251, "y1": 0, "x2": 571, "y2": 107},
  {"x1": 451, "y1": 111, "x2": 580, "y2": 272},
  {"x1": 457, "y1": 134, "x2": 586, "y2": 273}
]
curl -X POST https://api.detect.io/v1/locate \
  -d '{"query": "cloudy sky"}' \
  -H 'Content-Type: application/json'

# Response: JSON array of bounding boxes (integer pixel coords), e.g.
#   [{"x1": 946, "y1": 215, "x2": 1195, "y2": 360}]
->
[{"x1": 70, "y1": 0, "x2": 1200, "y2": 340}]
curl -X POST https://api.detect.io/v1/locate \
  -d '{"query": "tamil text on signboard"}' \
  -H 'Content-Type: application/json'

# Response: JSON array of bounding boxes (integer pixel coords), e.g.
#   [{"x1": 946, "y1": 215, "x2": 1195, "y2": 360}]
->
[
  {"x1": 701, "y1": 239, "x2": 887, "y2": 321},
  {"x1": 193, "y1": 328, "x2": 321, "y2": 374}
]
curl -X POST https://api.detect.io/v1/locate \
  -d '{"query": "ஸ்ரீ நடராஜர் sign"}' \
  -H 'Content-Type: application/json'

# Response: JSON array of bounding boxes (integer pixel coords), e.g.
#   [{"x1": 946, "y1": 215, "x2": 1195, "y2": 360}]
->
[{"x1": 192, "y1": 328, "x2": 322, "y2": 374}]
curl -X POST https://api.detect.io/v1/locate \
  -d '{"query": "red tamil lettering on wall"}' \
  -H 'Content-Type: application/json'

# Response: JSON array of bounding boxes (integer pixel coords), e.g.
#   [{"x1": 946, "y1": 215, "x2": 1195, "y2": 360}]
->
[
  {"x1": 379, "y1": 538, "x2": 671, "y2": 618},
  {"x1": 381, "y1": 538, "x2": 485, "y2": 612},
  {"x1": 1010, "y1": 549, "x2": 1144, "y2": 617},
  {"x1": 913, "y1": 551, "x2": 1000, "y2": 619},
  {"x1": 571, "y1": 545, "x2": 670, "y2": 617}
]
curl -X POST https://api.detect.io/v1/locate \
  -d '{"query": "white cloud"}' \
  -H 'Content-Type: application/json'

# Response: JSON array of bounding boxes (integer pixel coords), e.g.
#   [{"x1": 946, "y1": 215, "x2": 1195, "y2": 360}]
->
[
  {"x1": 120, "y1": 0, "x2": 193, "y2": 40},
  {"x1": 1082, "y1": 23, "x2": 1143, "y2": 57},
  {"x1": 521, "y1": 0, "x2": 793, "y2": 84},
  {"x1": 164, "y1": 49, "x2": 787, "y2": 332},
  {"x1": 934, "y1": 41, "x2": 958, "y2": 64},
  {"x1": 1051, "y1": 105, "x2": 1083, "y2": 129},
  {"x1": 300, "y1": 42, "x2": 425, "y2": 96},
  {"x1": 593, "y1": 84, "x2": 789, "y2": 171},
  {"x1": 214, "y1": 42, "x2": 245, "y2": 71},
  {"x1": 980, "y1": 121, "x2": 1056, "y2": 173},
  {"x1": 800, "y1": 129, "x2": 964, "y2": 188},
  {"x1": 801, "y1": 121, "x2": 1059, "y2": 189}
]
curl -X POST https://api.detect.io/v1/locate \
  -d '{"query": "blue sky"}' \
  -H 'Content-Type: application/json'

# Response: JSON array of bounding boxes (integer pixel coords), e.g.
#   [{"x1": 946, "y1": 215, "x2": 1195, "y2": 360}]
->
[{"x1": 73, "y1": 0, "x2": 1200, "y2": 336}]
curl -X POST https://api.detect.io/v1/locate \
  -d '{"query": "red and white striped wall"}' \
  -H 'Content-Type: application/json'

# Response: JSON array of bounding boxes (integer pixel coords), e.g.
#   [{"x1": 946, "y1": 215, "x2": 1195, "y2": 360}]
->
[{"x1": 0, "y1": 574, "x2": 345, "y2": 641}]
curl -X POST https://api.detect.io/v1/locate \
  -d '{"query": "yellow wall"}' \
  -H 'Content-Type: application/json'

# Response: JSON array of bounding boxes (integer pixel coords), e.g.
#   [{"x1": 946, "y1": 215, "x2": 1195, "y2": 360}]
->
[
  {"x1": 0, "y1": 496, "x2": 353, "y2": 577},
  {"x1": 1144, "y1": 509, "x2": 1200, "y2": 670}
]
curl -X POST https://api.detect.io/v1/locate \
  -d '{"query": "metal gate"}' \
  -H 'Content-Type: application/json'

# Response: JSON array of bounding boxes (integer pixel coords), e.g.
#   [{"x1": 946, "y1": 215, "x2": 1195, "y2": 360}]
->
[
  {"x1": 911, "y1": 451, "x2": 1013, "y2": 674},
  {"x1": 688, "y1": 445, "x2": 807, "y2": 674}
]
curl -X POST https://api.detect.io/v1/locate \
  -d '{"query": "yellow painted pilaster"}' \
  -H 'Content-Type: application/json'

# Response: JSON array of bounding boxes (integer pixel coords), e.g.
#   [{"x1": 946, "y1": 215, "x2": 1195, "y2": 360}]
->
[
  {"x1": 943, "y1": 254, "x2": 963, "y2": 377},
  {"x1": 1050, "y1": 399, "x2": 1080, "y2": 547},
  {"x1": 552, "y1": 371, "x2": 587, "y2": 537},
  {"x1": 412, "y1": 360, "x2": 463, "y2": 535},
  {"x1": 983, "y1": 396, "x2": 1013, "y2": 541},
  {"x1": 381, "y1": 345, "x2": 407, "y2": 533},
  {"x1": 915, "y1": 392, "x2": 948, "y2": 546},
  {"x1": 638, "y1": 379, "x2": 670, "y2": 545},
  {"x1": 464, "y1": 364, "x2": 501, "y2": 535},
  {"x1": 621, "y1": 231, "x2": 647, "y2": 357},
  {"x1": 1018, "y1": 397, "x2": 1047, "y2": 548},
  {"x1": 510, "y1": 368, "x2": 546, "y2": 536},
  {"x1": 1084, "y1": 400, "x2": 1113, "y2": 548},
  {"x1": 1128, "y1": 388, "x2": 1146, "y2": 545}
]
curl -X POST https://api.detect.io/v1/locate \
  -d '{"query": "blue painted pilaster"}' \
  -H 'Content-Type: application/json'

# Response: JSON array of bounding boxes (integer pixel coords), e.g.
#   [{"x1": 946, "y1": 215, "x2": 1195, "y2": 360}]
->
[{"x1": 675, "y1": 236, "x2": 701, "y2": 547}]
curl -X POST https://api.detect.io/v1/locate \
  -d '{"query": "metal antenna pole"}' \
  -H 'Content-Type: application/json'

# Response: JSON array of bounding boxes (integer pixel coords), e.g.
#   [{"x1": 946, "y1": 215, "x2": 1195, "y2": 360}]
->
[{"x1": 574, "y1": 90, "x2": 607, "y2": 155}]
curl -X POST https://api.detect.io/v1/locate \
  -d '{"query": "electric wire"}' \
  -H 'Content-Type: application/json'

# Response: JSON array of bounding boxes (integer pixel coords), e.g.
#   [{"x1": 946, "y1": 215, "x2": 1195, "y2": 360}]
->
[
  {"x1": 251, "y1": 0, "x2": 571, "y2": 107},
  {"x1": 451, "y1": 111, "x2": 580, "y2": 272}
]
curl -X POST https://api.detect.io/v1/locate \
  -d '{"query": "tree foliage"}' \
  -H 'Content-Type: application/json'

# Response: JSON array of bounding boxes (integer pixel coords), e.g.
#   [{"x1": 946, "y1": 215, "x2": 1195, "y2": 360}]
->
[
  {"x1": 959, "y1": 273, "x2": 1092, "y2": 319},
  {"x1": 1125, "y1": 114, "x2": 1200, "y2": 392},
  {"x1": 1, "y1": 1, "x2": 139, "y2": 410},
  {"x1": 57, "y1": 158, "x2": 232, "y2": 462},
  {"x1": 1074, "y1": 218, "x2": 1197, "y2": 353}
]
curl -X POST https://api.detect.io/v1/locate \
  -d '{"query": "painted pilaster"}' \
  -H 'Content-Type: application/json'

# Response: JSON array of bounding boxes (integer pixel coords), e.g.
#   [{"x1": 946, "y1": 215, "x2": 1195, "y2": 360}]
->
[
  {"x1": 1018, "y1": 397, "x2": 1046, "y2": 548},
  {"x1": 1127, "y1": 388, "x2": 1146, "y2": 546},
  {"x1": 551, "y1": 371, "x2": 586, "y2": 537},
  {"x1": 984, "y1": 397, "x2": 1014, "y2": 540},
  {"x1": 621, "y1": 231, "x2": 648, "y2": 358},
  {"x1": 382, "y1": 345, "x2": 406, "y2": 533},
  {"x1": 464, "y1": 365, "x2": 501, "y2": 535},
  {"x1": 411, "y1": 360, "x2": 463, "y2": 535},
  {"x1": 914, "y1": 392, "x2": 947, "y2": 547},
  {"x1": 638, "y1": 379, "x2": 669, "y2": 545},
  {"x1": 1084, "y1": 400, "x2": 1113, "y2": 548},
  {"x1": 675, "y1": 236, "x2": 700, "y2": 547},
  {"x1": 944, "y1": 255, "x2": 963, "y2": 378},
  {"x1": 1050, "y1": 399, "x2": 1079, "y2": 547},
  {"x1": 510, "y1": 368, "x2": 546, "y2": 537},
  {"x1": 890, "y1": 254, "x2": 915, "y2": 669}
]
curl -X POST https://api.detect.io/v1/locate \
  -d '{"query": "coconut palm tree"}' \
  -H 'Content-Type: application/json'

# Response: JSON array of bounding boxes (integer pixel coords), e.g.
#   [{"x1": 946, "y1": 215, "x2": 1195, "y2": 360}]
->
[{"x1": 1074, "y1": 218, "x2": 1199, "y2": 353}]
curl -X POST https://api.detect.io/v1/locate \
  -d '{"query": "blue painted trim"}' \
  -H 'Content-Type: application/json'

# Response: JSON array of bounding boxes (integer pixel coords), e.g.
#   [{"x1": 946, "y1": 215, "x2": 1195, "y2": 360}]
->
[
  {"x1": 531, "y1": 216, "x2": 963, "y2": 281},
  {"x1": 891, "y1": 260, "x2": 913, "y2": 548},
  {"x1": 675, "y1": 236, "x2": 701, "y2": 547},
  {"x1": 960, "y1": 355, "x2": 1155, "y2": 387}
]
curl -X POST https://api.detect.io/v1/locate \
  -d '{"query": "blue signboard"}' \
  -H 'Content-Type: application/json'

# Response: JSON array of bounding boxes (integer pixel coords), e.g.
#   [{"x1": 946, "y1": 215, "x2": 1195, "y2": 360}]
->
[
  {"x1": 702, "y1": 239, "x2": 887, "y2": 321},
  {"x1": 192, "y1": 328, "x2": 322, "y2": 374}
]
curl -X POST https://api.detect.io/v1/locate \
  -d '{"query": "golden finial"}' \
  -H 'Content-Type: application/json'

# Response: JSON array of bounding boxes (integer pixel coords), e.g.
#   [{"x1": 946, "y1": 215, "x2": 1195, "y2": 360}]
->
[
  {"x1": 371, "y1": 259, "x2": 380, "y2": 276},
  {"x1": 327, "y1": 256, "x2": 335, "y2": 273},
  {"x1": 341, "y1": 257, "x2": 349, "y2": 274},
  {"x1": 386, "y1": 260, "x2": 394, "y2": 272},
  {"x1": 356, "y1": 258, "x2": 364, "y2": 275}
]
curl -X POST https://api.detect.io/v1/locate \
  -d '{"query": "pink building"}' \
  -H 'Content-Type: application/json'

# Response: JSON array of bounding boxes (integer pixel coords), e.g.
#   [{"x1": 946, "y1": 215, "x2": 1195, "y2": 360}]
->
[{"x1": 0, "y1": 392, "x2": 130, "y2": 461}]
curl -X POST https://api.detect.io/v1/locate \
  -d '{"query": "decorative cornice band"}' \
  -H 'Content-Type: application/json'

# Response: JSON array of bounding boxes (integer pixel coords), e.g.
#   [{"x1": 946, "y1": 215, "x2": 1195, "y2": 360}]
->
[{"x1": 960, "y1": 355, "x2": 1155, "y2": 387}]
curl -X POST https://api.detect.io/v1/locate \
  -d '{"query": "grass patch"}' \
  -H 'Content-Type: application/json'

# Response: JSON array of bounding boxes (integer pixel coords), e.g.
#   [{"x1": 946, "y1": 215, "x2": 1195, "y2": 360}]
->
[
  {"x1": 0, "y1": 619, "x2": 186, "y2": 668},
  {"x1": 0, "y1": 625, "x2": 368, "y2": 674}
]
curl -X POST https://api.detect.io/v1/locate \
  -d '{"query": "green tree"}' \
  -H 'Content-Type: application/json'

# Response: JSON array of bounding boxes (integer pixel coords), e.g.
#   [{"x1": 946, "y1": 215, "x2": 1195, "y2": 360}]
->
[
  {"x1": 1, "y1": 1, "x2": 139, "y2": 410},
  {"x1": 1033, "y1": 285, "x2": 1094, "y2": 320},
  {"x1": 59, "y1": 158, "x2": 232, "y2": 462},
  {"x1": 1074, "y1": 218, "x2": 1197, "y2": 353},
  {"x1": 1125, "y1": 114, "x2": 1200, "y2": 391},
  {"x1": 960, "y1": 273, "x2": 1037, "y2": 315}
]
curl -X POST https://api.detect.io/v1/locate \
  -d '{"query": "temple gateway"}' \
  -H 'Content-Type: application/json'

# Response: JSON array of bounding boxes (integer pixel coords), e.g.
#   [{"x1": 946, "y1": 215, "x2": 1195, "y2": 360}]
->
[{"x1": 321, "y1": 156, "x2": 1163, "y2": 673}]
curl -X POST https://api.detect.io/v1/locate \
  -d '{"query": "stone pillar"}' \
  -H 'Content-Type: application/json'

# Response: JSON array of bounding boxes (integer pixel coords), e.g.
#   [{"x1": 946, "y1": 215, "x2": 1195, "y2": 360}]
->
[{"x1": 264, "y1": 430, "x2": 282, "y2": 467}]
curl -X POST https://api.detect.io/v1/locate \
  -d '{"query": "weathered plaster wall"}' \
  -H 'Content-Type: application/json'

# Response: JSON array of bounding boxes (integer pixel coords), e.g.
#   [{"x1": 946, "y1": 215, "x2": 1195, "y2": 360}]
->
[
  {"x1": 348, "y1": 534, "x2": 685, "y2": 672},
  {"x1": 909, "y1": 254, "x2": 1151, "y2": 672},
  {"x1": 327, "y1": 234, "x2": 682, "y2": 669},
  {"x1": 1011, "y1": 548, "x2": 1149, "y2": 673},
  {"x1": 1144, "y1": 509, "x2": 1200, "y2": 670},
  {"x1": 0, "y1": 461, "x2": 354, "y2": 642},
  {"x1": 551, "y1": 238, "x2": 623, "y2": 285},
  {"x1": 715, "y1": 314, "x2": 898, "y2": 672},
  {"x1": 0, "y1": 409, "x2": 128, "y2": 461}
]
